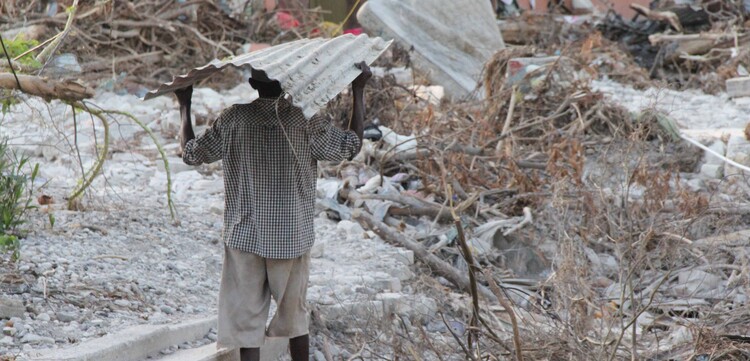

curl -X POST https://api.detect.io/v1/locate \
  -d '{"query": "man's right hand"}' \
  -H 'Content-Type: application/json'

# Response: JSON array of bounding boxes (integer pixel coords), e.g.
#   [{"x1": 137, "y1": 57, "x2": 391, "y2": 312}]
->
[{"x1": 174, "y1": 85, "x2": 193, "y2": 106}]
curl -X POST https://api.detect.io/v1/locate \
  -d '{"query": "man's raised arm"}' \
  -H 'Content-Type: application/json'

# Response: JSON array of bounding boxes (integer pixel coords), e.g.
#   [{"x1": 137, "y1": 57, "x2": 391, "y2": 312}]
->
[
  {"x1": 175, "y1": 85, "x2": 224, "y2": 165},
  {"x1": 175, "y1": 85, "x2": 195, "y2": 152},
  {"x1": 346, "y1": 61, "x2": 372, "y2": 150}
]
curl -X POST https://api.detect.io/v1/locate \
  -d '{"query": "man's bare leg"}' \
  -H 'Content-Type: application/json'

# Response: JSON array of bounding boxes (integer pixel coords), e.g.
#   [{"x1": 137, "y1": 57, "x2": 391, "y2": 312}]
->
[
  {"x1": 289, "y1": 334, "x2": 309, "y2": 361},
  {"x1": 240, "y1": 347, "x2": 260, "y2": 361}
]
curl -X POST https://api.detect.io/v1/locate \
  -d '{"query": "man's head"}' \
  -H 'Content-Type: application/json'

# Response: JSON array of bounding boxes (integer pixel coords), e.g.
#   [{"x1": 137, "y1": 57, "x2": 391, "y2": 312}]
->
[{"x1": 249, "y1": 68, "x2": 283, "y2": 98}]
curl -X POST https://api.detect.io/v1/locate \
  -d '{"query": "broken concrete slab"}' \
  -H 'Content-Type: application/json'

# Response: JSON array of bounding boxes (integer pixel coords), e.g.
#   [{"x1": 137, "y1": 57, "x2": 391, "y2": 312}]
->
[
  {"x1": 357, "y1": 0, "x2": 505, "y2": 100},
  {"x1": 726, "y1": 77, "x2": 750, "y2": 98},
  {"x1": 29, "y1": 317, "x2": 216, "y2": 361},
  {"x1": 158, "y1": 340, "x2": 287, "y2": 361}
]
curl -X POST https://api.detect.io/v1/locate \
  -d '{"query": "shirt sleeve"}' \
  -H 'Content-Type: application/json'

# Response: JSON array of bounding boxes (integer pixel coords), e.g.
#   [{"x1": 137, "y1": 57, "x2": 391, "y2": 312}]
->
[
  {"x1": 308, "y1": 114, "x2": 362, "y2": 162},
  {"x1": 182, "y1": 115, "x2": 225, "y2": 166}
]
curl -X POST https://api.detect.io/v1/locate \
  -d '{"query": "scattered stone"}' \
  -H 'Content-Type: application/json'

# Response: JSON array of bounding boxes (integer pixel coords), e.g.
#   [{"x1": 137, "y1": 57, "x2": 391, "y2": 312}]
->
[
  {"x1": 725, "y1": 134, "x2": 750, "y2": 178},
  {"x1": 676, "y1": 270, "x2": 723, "y2": 296},
  {"x1": 21, "y1": 333, "x2": 55, "y2": 344},
  {"x1": 3, "y1": 326, "x2": 16, "y2": 336},
  {"x1": 314, "y1": 350, "x2": 326, "y2": 361},
  {"x1": 699, "y1": 164, "x2": 723, "y2": 179},
  {"x1": 36, "y1": 313, "x2": 51, "y2": 322},
  {"x1": 0, "y1": 336, "x2": 13, "y2": 345},
  {"x1": 56, "y1": 311, "x2": 77, "y2": 323},
  {"x1": 311, "y1": 241, "x2": 325, "y2": 258},
  {"x1": 160, "y1": 345, "x2": 178, "y2": 355},
  {"x1": 373, "y1": 277, "x2": 402, "y2": 293},
  {"x1": 389, "y1": 249, "x2": 414, "y2": 266},
  {"x1": 160, "y1": 305, "x2": 175, "y2": 315},
  {"x1": 0, "y1": 297, "x2": 25, "y2": 320},
  {"x1": 336, "y1": 220, "x2": 364, "y2": 236},
  {"x1": 703, "y1": 140, "x2": 727, "y2": 165},
  {"x1": 726, "y1": 77, "x2": 750, "y2": 98},
  {"x1": 386, "y1": 263, "x2": 414, "y2": 281},
  {"x1": 157, "y1": 156, "x2": 194, "y2": 174},
  {"x1": 114, "y1": 299, "x2": 131, "y2": 308}
]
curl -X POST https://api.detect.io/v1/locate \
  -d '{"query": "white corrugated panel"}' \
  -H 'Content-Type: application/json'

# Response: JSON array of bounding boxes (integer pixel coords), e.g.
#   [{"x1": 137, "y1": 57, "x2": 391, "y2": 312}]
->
[
  {"x1": 357, "y1": 0, "x2": 505, "y2": 100},
  {"x1": 144, "y1": 34, "x2": 392, "y2": 119}
]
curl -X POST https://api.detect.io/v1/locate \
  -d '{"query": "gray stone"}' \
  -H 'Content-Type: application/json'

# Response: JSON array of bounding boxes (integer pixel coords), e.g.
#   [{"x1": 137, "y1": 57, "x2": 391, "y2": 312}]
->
[
  {"x1": 310, "y1": 241, "x2": 325, "y2": 259},
  {"x1": 160, "y1": 305, "x2": 175, "y2": 315},
  {"x1": 57, "y1": 311, "x2": 77, "y2": 323},
  {"x1": 36, "y1": 313, "x2": 51, "y2": 322},
  {"x1": 386, "y1": 264, "x2": 414, "y2": 281},
  {"x1": 114, "y1": 300, "x2": 131, "y2": 308},
  {"x1": 704, "y1": 140, "x2": 727, "y2": 165},
  {"x1": 21, "y1": 333, "x2": 55, "y2": 344},
  {"x1": 156, "y1": 156, "x2": 194, "y2": 174},
  {"x1": 0, "y1": 298, "x2": 25, "y2": 320},
  {"x1": 700, "y1": 164, "x2": 724, "y2": 179},
  {"x1": 48, "y1": 53, "x2": 82, "y2": 75},
  {"x1": 160, "y1": 345, "x2": 177, "y2": 355},
  {"x1": 725, "y1": 135, "x2": 750, "y2": 178},
  {"x1": 322, "y1": 301, "x2": 385, "y2": 323},
  {"x1": 390, "y1": 248, "x2": 414, "y2": 266},
  {"x1": 0, "y1": 336, "x2": 13, "y2": 345},
  {"x1": 373, "y1": 277, "x2": 402, "y2": 292},
  {"x1": 727, "y1": 77, "x2": 750, "y2": 98},
  {"x1": 314, "y1": 350, "x2": 326, "y2": 361},
  {"x1": 3, "y1": 326, "x2": 16, "y2": 336}
]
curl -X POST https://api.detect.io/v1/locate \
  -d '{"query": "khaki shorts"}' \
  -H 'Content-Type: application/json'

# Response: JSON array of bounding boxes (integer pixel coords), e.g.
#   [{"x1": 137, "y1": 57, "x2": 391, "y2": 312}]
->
[{"x1": 217, "y1": 246, "x2": 310, "y2": 348}]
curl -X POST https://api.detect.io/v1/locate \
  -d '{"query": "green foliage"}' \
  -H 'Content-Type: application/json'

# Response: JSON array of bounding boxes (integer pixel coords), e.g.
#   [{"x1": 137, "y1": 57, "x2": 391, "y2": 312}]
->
[
  {"x1": 0, "y1": 234, "x2": 20, "y2": 261},
  {"x1": 1, "y1": 90, "x2": 20, "y2": 116},
  {"x1": 0, "y1": 138, "x2": 38, "y2": 260},
  {"x1": 2, "y1": 37, "x2": 42, "y2": 68}
]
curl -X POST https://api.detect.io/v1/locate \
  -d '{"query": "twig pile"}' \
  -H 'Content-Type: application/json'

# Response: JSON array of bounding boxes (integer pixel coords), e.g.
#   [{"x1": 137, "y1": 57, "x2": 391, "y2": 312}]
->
[{"x1": 0, "y1": 0, "x2": 325, "y2": 87}]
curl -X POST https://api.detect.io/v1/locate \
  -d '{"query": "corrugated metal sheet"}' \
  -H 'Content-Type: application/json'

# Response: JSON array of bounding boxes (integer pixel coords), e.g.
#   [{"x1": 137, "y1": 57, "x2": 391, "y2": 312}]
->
[
  {"x1": 357, "y1": 0, "x2": 505, "y2": 100},
  {"x1": 144, "y1": 34, "x2": 392, "y2": 119}
]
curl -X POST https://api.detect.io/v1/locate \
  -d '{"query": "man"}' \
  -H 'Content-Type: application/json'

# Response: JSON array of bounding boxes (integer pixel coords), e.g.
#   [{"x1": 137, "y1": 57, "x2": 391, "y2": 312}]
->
[{"x1": 174, "y1": 62, "x2": 371, "y2": 361}]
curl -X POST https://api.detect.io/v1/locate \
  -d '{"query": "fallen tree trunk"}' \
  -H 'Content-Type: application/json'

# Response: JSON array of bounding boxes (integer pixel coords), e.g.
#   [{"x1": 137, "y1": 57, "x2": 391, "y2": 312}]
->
[
  {"x1": 352, "y1": 208, "x2": 498, "y2": 303},
  {"x1": 0, "y1": 73, "x2": 94, "y2": 101}
]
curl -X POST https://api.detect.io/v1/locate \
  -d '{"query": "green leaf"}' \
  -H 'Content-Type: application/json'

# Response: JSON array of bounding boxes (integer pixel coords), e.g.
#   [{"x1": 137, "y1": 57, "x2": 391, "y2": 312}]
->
[{"x1": 31, "y1": 163, "x2": 39, "y2": 182}]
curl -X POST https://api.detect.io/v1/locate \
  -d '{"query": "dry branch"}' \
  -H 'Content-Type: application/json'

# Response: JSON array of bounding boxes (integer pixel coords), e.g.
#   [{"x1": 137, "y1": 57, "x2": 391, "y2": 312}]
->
[
  {"x1": 483, "y1": 269, "x2": 523, "y2": 361},
  {"x1": 351, "y1": 208, "x2": 498, "y2": 303},
  {"x1": 37, "y1": 0, "x2": 79, "y2": 66},
  {"x1": 0, "y1": 73, "x2": 93, "y2": 101},
  {"x1": 630, "y1": 3, "x2": 683, "y2": 32}
]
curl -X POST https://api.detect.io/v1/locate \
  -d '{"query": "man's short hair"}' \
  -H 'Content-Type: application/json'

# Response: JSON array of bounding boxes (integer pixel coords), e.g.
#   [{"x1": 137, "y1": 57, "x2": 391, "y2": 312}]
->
[{"x1": 251, "y1": 68, "x2": 272, "y2": 83}]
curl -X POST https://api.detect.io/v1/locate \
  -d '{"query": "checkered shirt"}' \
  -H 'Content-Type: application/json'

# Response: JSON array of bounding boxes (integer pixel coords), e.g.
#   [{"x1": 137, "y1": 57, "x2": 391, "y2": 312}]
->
[{"x1": 182, "y1": 96, "x2": 361, "y2": 259}]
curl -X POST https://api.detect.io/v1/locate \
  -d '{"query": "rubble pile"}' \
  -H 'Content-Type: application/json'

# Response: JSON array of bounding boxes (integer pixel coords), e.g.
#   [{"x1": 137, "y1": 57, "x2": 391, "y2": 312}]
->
[
  {"x1": 598, "y1": 0, "x2": 750, "y2": 93},
  {"x1": 2, "y1": 0, "x2": 750, "y2": 359}
]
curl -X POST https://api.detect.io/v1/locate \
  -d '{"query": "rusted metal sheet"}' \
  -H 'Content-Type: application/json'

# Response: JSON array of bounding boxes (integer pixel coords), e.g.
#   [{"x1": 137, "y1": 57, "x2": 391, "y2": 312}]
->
[{"x1": 143, "y1": 34, "x2": 391, "y2": 119}]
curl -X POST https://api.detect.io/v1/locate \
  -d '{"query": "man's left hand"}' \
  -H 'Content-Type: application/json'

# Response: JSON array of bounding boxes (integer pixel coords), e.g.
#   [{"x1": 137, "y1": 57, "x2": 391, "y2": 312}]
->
[{"x1": 352, "y1": 61, "x2": 372, "y2": 89}]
